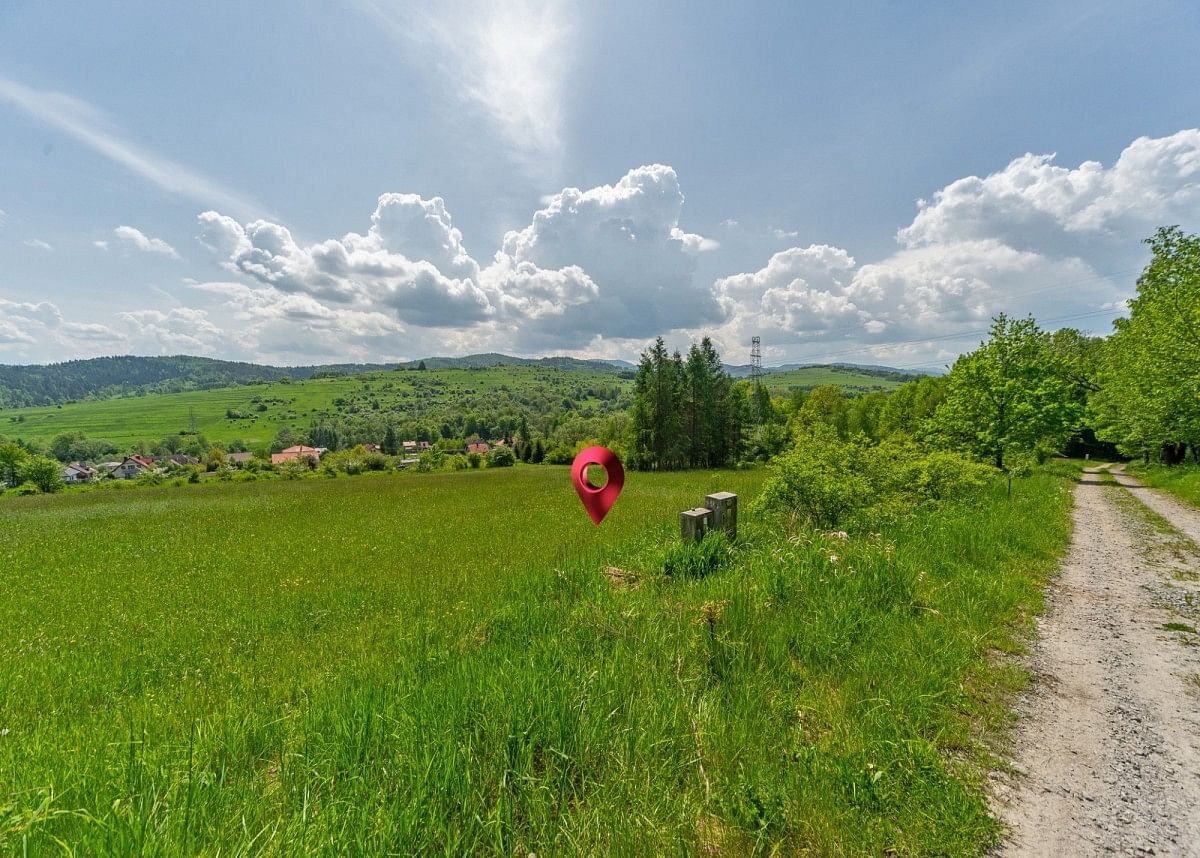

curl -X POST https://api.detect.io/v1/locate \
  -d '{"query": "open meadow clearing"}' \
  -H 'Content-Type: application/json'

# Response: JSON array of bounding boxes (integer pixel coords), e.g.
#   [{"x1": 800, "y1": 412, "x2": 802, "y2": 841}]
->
[{"x1": 0, "y1": 464, "x2": 1075, "y2": 854}]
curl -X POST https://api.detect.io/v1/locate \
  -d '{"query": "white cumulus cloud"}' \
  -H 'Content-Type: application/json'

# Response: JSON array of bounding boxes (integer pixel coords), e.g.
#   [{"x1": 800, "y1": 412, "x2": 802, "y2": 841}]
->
[
  {"x1": 197, "y1": 164, "x2": 719, "y2": 351},
  {"x1": 708, "y1": 129, "x2": 1200, "y2": 366}
]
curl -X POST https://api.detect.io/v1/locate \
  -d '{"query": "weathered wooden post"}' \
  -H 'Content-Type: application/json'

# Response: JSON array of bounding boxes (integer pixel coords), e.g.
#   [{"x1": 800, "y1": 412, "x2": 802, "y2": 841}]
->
[
  {"x1": 680, "y1": 507, "x2": 713, "y2": 543},
  {"x1": 704, "y1": 492, "x2": 737, "y2": 540}
]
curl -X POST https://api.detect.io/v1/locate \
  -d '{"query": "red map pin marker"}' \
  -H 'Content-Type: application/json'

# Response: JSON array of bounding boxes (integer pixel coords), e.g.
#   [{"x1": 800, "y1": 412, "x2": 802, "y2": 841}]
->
[{"x1": 571, "y1": 445, "x2": 624, "y2": 525}]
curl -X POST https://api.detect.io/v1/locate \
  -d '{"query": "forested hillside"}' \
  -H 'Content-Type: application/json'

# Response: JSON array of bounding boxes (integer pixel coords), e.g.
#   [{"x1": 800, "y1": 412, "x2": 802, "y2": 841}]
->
[
  {"x1": 0, "y1": 356, "x2": 396, "y2": 407},
  {"x1": 0, "y1": 353, "x2": 636, "y2": 408}
]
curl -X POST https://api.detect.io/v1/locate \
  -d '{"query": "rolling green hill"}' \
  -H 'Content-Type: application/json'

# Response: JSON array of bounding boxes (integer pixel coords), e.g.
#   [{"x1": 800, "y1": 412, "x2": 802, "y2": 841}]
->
[
  {"x1": 0, "y1": 354, "x2": 631, "y2": 408},
  {"x1": 0, "y1": 365, "x2": 628, "y2": 448},
  {"x1": 1, "y1": 361, "x2": 918, "y2": 450},
  {"x1": 761, "y1": 364, "x2": 915, "y2": 393}
]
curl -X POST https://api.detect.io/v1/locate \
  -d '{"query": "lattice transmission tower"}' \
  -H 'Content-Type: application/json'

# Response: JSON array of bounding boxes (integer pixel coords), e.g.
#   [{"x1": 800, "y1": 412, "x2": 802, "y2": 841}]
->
[{"x1": 750, "y1": 336, "x2": 763, "y2": 423}]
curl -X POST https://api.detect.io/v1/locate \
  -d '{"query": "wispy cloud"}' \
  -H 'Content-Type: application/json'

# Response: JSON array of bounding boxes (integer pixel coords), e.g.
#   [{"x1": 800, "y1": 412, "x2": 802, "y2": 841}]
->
[
  {"x1": 361, "y1": 0, "x2": 574, "y2": 174},
  {"x1": 0, "y1": 76, "x2": 266, "y2": 219},
  {"x1": 23, "y1": 238, "x2": 52, "y2": 251},
  {"x1": 113, "y1": 225, "x2": 180, "y2": 258}
]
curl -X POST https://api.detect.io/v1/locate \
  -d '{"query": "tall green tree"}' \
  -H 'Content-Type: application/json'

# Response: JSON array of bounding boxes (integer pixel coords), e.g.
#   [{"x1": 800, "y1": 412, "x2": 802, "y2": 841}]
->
[
  {"x1": 935, "y1": 314, "x2": 1081, "y2": 469},
  {"x1": 1093, "y1": 226, "x2": 1200, "y2": 462},
  {"x1": 22, "y1": 456, "x2": 65, "y2": 494},
  {"x1": 382, "y1": 424, "x2": 399, "y2": 456},
  {"x1": 629, "y1": 337, "x2": 685, "y2": 470},
  {"x1": 0, "y1": 442, "x2": 29, "y2": 487}
]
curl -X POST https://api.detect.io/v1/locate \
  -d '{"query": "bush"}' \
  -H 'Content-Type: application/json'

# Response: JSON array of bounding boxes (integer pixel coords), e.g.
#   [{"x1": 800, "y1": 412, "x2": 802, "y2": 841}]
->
[
  {"x1": 21, "y1": 456, "x2": 65, "y2": 494},
  {"x1": 135, "y1": 469, "x2": 164, "y2": 487},
  {"x1": 754, "y1": 427, "x2": 872, "y2": 528},
  {"x1": 488, "y1": 447, "x2": 516, "y2": 468},
  {"x1": 755, "y1": 426, "x2": 991, "y2": 529},
  {"x1": 414, "y1": 450, "x2": 444, "y2": 473},
  {"x1": 466, "y1": 452, "x2": 482, "y2": 469},
  {"x1": 10, "y1": 481, "x2": 40, "y2": 496}
]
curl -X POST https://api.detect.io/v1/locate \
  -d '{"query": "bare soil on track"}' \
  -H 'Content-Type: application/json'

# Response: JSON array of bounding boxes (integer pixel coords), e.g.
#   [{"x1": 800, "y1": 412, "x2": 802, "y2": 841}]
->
[{"x1": 994, "y1": 466, "x2": 1200, "y2": 856}]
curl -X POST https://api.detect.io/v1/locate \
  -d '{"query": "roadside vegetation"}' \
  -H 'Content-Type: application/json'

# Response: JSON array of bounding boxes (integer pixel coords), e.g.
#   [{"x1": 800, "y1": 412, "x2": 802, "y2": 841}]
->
[
  {"x1": 0, "y1": 458, "x2": 1075, "y2": 854},
  {"x1": 1124, "y1": 462, "x2": 1200, "y2": 508}
]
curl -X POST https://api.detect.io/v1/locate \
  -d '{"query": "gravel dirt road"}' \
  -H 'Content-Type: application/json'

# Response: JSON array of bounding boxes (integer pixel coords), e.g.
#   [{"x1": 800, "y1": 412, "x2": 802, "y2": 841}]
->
[{"x1": 994, "y1": 466, "x2": 1200, "y2": 857}]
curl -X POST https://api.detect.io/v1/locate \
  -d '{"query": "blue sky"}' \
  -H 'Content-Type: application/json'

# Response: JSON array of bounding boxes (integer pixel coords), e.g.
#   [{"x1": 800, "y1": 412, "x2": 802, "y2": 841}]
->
[{"x1": 2, "y1": 1, "x2": 1199, "y2": 368}]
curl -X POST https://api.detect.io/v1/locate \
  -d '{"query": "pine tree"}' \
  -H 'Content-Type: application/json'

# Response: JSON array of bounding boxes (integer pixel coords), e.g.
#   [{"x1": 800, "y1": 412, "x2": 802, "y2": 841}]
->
[{"x1": 382, "y1": 424, "x2": 398, "y2": 455}]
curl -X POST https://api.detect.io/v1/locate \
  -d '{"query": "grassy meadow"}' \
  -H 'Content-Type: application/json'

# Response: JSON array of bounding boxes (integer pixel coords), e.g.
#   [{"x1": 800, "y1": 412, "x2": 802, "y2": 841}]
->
[{"x1": 0, "y1": 463, "x2": 1075, "y2": 854}]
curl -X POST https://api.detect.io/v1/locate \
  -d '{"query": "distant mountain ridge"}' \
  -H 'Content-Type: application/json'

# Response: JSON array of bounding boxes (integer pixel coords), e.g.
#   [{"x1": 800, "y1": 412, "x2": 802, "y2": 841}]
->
[{"x1": 0, "y1": 353, "x2": 923, "y2": 409}]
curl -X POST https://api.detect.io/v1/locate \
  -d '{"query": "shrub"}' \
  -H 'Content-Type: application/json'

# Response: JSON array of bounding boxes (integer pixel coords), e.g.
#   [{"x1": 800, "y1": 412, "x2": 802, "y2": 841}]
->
[
  {"x1": 414, "y1": 450, "x2": 444, "y2": 473},
  {"x1": 754, "y1": 427, "x2": 872, "y2": 528},
  {"x1": 278, "y1": 458, "x2": 313, "y2": 480},
  {"x1": 756, "y1": 426, "x2": 991, "y2": 529},
  {"x1": 466, "y1": 452, "x2": 482, "y2": 469},
  {"x1": 10, "y1": 481, "x2": 40, "y2": 496},
  {"x1": 488, "y1": 447, "x2": 516, "y2": 468},
  {"x1": 135, "y1": 469, "x2": 164, "y2": 487},
  {"x1": 21, "y1": 456, "x2": 65, "y2": 494}
]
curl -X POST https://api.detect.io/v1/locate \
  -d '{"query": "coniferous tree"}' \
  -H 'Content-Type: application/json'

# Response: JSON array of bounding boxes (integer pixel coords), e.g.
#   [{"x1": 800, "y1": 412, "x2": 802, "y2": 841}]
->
[{"x1": 382, "y1": 424, "x2": 399, "y2": 455}]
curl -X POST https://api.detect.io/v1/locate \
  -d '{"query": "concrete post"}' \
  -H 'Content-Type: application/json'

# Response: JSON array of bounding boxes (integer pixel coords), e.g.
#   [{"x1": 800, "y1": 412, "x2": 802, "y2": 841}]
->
[
  {"x1": 704, "y1": 492, "x2": 737, "y2": 540},
  {"x1": 680, "y1": 507, "x2": 713, "y2": 543}
]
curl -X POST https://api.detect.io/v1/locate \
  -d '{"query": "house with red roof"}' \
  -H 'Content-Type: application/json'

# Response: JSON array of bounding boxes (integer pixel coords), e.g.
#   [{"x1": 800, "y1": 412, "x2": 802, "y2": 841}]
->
[
  {"x1": 271, "y1": 445, "x2": 322, "y2": 465},
  {"x1": 110, "y1": 455, "x2": 156, "y2": 480},
  {"x1": 466, "y1": 442, "x2": 490, "y2": 455}
]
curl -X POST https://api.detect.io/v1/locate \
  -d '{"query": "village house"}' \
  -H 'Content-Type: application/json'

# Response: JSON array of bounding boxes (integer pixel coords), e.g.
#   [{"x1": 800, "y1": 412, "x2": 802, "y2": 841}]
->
[
  {"x1": 110, "y1": 455, "x2": 155, "y2": 480},
  {"x1": 61, "y1": 462, "x2": 96, "y2": 484},
  {"x1": 401, "y1": 440, "x2": 432, "y2": 454},
  {"x1": 153, "y1": 454, "x2": 200, "y2": 467},
  {"x1": 271, "y1": 445, "x2": 322, "y2": 465},
  {"x1": 362, "y1": 443, "x2": 381, "y2": 453},
  {"x1": 225, "y1": 452, "x2": 255, "y2": 466},
  {"x1": 466, "y1": 441, "x2": 490, "y2": 455}
]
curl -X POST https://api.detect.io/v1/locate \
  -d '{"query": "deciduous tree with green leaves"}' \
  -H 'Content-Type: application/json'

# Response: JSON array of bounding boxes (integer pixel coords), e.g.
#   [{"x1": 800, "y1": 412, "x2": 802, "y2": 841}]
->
[
  {"x1": 0, "y1": 442, "x2": 29, "y2": 488},
  {"x1": 1092, "y1": 226, "x2": 1200, "y2": 463},
  {"x1": 935, "y1": 314, "x2": 1082, "y2": 469},
  {"x1": 22, "y1": 455, "x2": 65, "y2": 494}
]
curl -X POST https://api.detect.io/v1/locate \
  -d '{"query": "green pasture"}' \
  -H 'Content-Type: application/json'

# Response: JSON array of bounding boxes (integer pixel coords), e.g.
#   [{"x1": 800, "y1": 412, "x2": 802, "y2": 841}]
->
[{"x1": 0, "y1": 463, "x2": 1074, "y2": 854}]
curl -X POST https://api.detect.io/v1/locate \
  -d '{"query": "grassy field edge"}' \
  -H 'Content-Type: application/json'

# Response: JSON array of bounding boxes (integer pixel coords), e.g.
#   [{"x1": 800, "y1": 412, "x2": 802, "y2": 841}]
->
[{"x1": 0, "y1": 465, "x2": 1078, "y2": 854}]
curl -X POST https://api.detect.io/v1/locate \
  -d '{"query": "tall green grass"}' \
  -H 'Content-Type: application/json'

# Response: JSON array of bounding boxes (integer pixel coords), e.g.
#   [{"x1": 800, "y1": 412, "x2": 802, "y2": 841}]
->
[
  {"x1": 1125, "y1": 461, "x2": 1200, "y2": 508},
  {"x1": 0, "y1": 466, "x2": 1072, "y2": 854}
]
